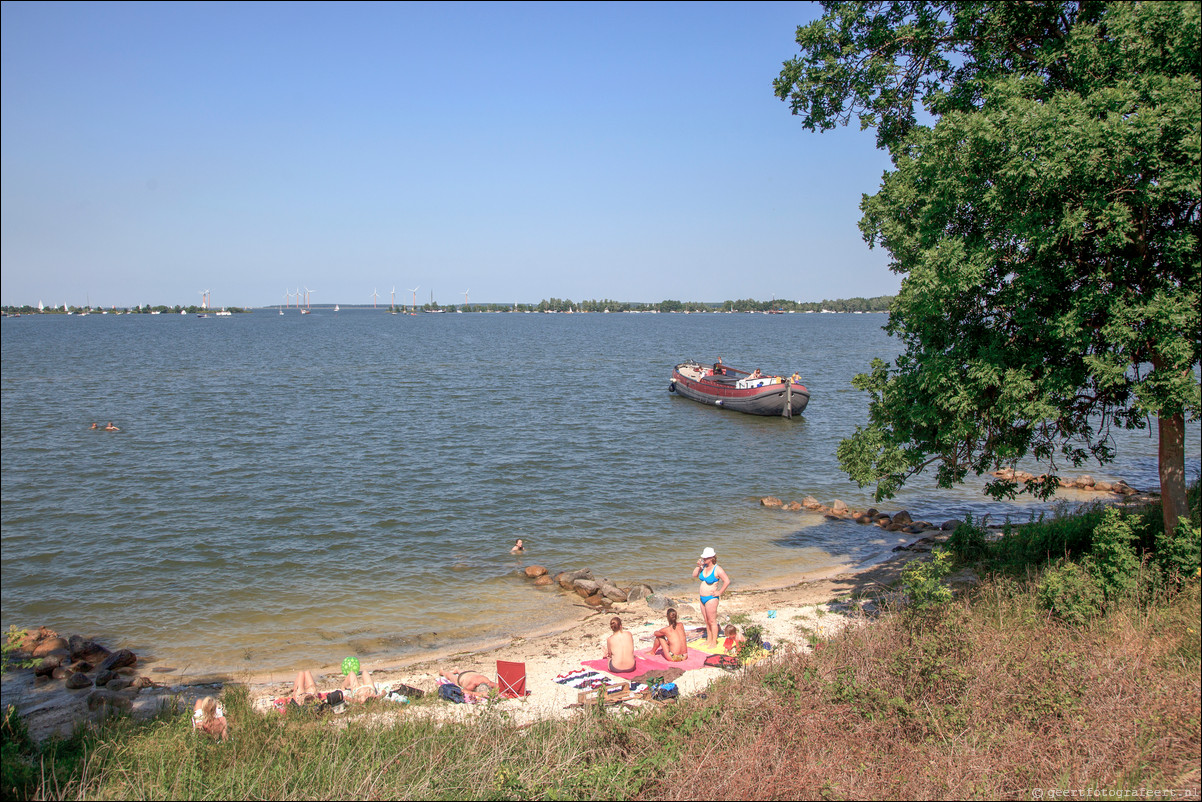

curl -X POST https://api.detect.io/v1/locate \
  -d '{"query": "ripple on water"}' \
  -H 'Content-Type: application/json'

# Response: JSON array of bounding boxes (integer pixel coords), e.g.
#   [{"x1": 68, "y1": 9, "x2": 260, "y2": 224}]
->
[{"x1": 2, "y1": 312, "x2": 1198, "y2": 673}]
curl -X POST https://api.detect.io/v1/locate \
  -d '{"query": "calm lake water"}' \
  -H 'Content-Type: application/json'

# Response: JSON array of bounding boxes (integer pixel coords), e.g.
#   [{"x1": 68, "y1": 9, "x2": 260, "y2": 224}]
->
[{"x1": 2, "y1": 311, "x2": 1197, "y2": 674}]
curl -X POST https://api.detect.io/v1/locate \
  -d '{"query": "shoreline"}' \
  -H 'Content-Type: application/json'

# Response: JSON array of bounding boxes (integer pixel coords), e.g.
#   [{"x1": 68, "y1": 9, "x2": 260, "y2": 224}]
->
[
  {"x1": 2, "y1": 543, "x2": 937, "y2": 741},
  {"x1": 3, "y1": 481, "x2": 1151, "y2": 741}
]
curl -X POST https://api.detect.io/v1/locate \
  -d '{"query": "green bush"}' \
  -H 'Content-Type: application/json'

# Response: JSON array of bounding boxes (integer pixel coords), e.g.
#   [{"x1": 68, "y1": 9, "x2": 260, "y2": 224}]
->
[
  {"x1": 1084, "y1": 507, "x2": 1140, "y2": 604},
  {"x1": 947, "y1": 514, "x2": 989, "y2": 562},
  {"x1": 1, "y1": 706, "x2": 35, "y2": 801},
  {"x1": 901, "y1": 549, "x2": 954, "y2": 611},
  {"x1": 988, "y1": 506, "x2": 1104, "y2": 572},
  {"x1": 1154, "y1": 518, "x2": 1201, "y2": 587},
  {"x1": 1036, "y1": 559, "x2": 1103, "y2": 626}
]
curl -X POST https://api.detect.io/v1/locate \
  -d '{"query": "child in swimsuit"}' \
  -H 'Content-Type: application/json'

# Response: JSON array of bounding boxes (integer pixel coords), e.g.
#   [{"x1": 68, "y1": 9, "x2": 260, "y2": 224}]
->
[{"x1": 723, "y1": 625, "x2": 746, "y2": 655}]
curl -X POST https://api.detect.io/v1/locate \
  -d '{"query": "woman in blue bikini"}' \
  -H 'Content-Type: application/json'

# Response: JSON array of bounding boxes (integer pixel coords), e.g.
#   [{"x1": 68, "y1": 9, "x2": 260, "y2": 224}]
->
[{"x1": 693, "y1": 547, "x2": 730, "y2": 647}]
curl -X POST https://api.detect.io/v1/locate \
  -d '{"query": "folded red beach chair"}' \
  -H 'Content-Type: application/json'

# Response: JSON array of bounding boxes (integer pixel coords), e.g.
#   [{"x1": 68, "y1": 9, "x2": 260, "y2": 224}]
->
[{"x1": 496, "y1": 660, "x2": 527, "y2": 698}]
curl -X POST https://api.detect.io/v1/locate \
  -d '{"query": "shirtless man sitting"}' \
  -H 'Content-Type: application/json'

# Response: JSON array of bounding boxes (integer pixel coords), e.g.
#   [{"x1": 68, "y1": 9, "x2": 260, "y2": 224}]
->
[
  {"x1": 651, "y1": 608, "x2": 689, "y2": 662},
  {"x1": 603, "y1": 616, "x2": 636, "y2": 674},
  {"x1": 439, "y1": 668, "x2": 497, "y2": 700}
]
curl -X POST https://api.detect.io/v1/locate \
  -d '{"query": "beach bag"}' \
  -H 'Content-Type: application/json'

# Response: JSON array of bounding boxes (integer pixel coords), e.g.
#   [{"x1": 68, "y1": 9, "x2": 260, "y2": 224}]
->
[
  {"x1": 703, "y1": 654, "x2": 740, "y2": 670},
  {"x1": 652, "y1": 682, "x2": 679, "y2": 701},
  {"x1": 438, "y1": 684, "x2": 466, "y2": 704},
  {"x1": 325, "y1": 690, "x2": 344, "y2": 706},
  {"x1": 392, "y1": 683, "x2": 426, "y2": 700}
]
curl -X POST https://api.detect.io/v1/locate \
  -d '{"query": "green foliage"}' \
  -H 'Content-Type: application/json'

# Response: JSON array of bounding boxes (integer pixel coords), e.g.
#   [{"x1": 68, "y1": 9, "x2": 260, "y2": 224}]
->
[
  {"x1": 988, "y1": 506, "x2": 1104, "y2": 572},
  {"x1": 901, "y1": 548, "x2": 955, "y2": 611},
  {"x1": 777, "y1": 2, "x2": 1201, "y2": 525},
  {"x1": 1084, "y1": 508, "x2": 1141, "y2": 603},
  {"x1": 946, "y1": 515, "x2": 989, "y2": 563},
  {"x1": 1154, "y1": 518, "x2": 1202, "y2": 587},
  {"x1": 1037, "y1": 559, "x2": 1103, "y2": 626},
  {"x1": 1, "y1": 628, "x2": 39, "y2": 676},
  {"x1": 1, "y1": 706, "x2": 36, "y2": 801}
]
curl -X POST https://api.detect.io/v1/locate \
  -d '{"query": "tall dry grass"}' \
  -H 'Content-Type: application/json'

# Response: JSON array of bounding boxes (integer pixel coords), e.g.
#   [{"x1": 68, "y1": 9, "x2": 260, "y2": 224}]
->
[{"x1": 645, "y1": 579, "x2": 1201, "y2": 801}]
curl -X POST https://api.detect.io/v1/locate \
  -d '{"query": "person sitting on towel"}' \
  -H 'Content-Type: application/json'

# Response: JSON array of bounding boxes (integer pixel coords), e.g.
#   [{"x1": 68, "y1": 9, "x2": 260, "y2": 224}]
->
[
  {"x1": 603, "y1": 616, "x2": 636, "y2": 673},
  {"x1": 651, "y1": 608, "x2": 689, "y2": 662}
]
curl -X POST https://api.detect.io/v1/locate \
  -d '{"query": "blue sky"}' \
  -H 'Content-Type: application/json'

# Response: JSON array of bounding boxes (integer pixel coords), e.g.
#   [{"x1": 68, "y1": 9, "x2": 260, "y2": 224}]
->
[{"x1": 1, "y1": 1, "x2": 898, "y2": 309}]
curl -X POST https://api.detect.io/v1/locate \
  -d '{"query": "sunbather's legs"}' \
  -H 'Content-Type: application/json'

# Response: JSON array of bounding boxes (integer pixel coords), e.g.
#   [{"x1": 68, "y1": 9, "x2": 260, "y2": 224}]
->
[
  {"x1": 652, "y1": 636, "x2": 669, "y2": 658},
  {"x1": 702, "y1": 597, "x2": 720, "y2": 646},
  {"x1": 292, "y1": 670, "x2": 317, "y2": 698}
]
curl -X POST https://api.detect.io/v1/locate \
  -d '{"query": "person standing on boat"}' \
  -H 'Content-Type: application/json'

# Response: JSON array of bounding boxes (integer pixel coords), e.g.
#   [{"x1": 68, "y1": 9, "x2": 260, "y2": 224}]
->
[
  {"x1": 713, "y1": 358, "x2": 725, "y2": 375},
  {"x1": 693, "y1": 547, "x2": 730, "y2": 647}
]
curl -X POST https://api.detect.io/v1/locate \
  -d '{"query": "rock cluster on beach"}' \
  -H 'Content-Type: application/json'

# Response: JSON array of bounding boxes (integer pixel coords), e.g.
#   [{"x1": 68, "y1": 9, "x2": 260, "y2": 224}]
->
[
  {"x1": 518, "y1": 565, "x2": 654, "y2": 611},
  {"x1": 759, "y1": 472, "x2": 1145, "y2": 533},
  {"x1": 988, "y1": 468, "x2": 1141, "y2": 495},
  {"x1": 758, "y1": 495, "x2": 957, "y2": 534},
  {"x1": 8, "y1": 626, "x2": 162, "y2": 715}
]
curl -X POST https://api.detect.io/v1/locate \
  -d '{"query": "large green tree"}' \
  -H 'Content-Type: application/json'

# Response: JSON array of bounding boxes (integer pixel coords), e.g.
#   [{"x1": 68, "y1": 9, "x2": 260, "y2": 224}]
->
[{"x1": 775, "y1": 1, "x2": 1200, "y2": 534}]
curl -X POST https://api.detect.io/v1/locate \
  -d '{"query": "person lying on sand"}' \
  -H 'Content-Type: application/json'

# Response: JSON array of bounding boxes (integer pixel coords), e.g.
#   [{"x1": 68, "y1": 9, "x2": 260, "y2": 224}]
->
[
  {"x1": 651, "y1": 608, "x2": 689, "y2": 662},
  {"x1": 341, "y1": 669, "x2": 381, "y2": 702},
  {"x1": 603, "y1": 616, "x2": 636, "y2": 674},
  {"x1": 439, "y1": 668, "x2": 496, "y2": 700},
  {"x1": 288, "y1": 670, "x2": 322, "y2": 704}
]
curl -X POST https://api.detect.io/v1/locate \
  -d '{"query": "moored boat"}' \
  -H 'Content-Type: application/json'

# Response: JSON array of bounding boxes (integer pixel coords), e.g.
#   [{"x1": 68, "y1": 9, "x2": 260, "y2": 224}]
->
[{"x1": 669, "y1": 360, "x2": 809, "y2": 418}]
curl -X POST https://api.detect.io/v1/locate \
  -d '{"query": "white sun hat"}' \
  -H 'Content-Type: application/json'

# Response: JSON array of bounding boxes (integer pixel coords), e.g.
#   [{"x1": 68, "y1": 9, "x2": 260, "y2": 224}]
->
[{"x1": 700, "y1": 547, "x2": 716, "y2": 559}]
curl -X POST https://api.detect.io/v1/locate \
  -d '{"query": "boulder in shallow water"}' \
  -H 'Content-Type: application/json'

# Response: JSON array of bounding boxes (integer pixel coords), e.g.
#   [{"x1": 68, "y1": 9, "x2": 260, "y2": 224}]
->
[
  {"x1": 600, "y1": 584, "x2": 628, "y2": 602},
  {"x1": 892, "y1": 510, "x2": 913, "y2": 526},
  {"x1": 524, "y1": 565, "x2": 548, "y2": 578},
  {"x1": 106, "y1": 677, "x2": 132, "y2": 692},
  {"x1": 583, "y1": 594, "x2": 605, "y2": 608},
  {"x1": 831, "y1": 499, "x2": 849, "y2": 513},
  {"x1": 66, "y1": 672, "x2": 93, "y2": 690},
  {"x1": 33, "y1": 650, "x2": 70, "y2": 676},
  {"x1": 532, "y1": 575, "x2": 555, "y2": 587},
  {"x1": 760, "y1": 496, "x2": 783, "y2": 508},
  {"x1": 625, "y1": 584, "x2": 653, "y2": 603},
  {"x1": 98, "y1": 649, "x2": 137, "y2": 672},
  {"x1": 565, "y1": 569, "x2": 594, "y2": 583},
  {"x1": 32, "y1": 637, "x2": 69, "y2": 658},
  {"x1": 573, "y1": 579, "x2": 599, "y2": 595},
  {"x1": 94, "y1": 670, "x2": 116, "y2": 686}
]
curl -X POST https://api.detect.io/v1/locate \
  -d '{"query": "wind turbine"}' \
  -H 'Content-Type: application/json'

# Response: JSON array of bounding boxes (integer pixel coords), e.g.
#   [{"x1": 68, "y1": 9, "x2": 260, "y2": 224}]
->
[
  {"x1": 371, "y1": 288, "x2": 380, "y2": 309},
  {"x1": 462, "y1": 289, "x2": 470, "y2": 309},
  {"x1": 302, "y1": 287, "x2": 312, "y2": 314},
  {"x1": 390, "y1": 286, "x2": 397, "y2": 313},
  {"x1": 408, "y1": 286, "x2": 419, "y2": 314}
]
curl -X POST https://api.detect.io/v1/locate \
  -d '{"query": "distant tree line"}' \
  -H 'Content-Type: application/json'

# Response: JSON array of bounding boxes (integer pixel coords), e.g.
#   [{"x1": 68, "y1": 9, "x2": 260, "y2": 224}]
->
[
  {"x1": 0, "y1": 304, "x2": 251, "y2": 315},
  {"x1": 3, "y1": 297, "x2": 893, "y2": 315},
  {"x1": 444, "y1": 295, "x2": 894, "y2": 313}
]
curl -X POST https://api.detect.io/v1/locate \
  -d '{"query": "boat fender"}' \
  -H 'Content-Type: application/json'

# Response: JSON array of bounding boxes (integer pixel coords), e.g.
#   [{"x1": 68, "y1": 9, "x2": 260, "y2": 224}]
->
[
  {"x1": 715, "y1": 399, "x2": 723, "y2": 406},
  {"x1": 668, "y1": 381, "x2": 676, "y2": 393}
]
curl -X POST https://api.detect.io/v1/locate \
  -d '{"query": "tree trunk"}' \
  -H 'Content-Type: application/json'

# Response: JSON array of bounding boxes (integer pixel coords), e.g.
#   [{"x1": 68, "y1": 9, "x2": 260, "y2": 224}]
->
[{"x1": 1158, "y1": 411, "x2": 1188, "y2": 536}]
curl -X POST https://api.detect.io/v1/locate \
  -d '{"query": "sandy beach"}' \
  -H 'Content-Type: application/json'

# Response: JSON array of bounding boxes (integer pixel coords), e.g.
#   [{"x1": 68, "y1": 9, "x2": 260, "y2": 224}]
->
[{"x1": 2, "y1": 539, "x2": 952, "y2": 741}]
